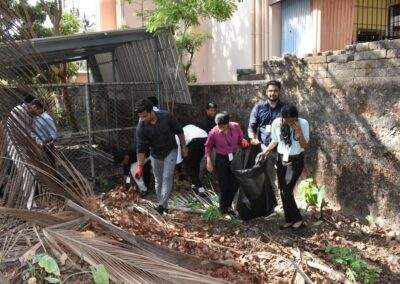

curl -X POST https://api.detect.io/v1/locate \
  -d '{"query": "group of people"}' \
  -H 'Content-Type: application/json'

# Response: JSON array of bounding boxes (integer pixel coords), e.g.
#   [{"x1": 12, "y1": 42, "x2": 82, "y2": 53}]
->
[{"x1": 123, "y1": 80, "x2": 310, "y2": 230}]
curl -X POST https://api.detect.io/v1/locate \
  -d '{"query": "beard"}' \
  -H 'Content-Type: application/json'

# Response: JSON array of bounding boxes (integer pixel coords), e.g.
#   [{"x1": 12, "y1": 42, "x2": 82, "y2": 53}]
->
[{"x1": 268, "y1": 97, "x2": 278, "y2": 102}]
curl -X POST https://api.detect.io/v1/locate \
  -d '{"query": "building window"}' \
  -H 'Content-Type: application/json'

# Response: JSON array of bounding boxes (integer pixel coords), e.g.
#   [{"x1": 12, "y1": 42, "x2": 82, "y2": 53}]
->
[{"x1": 354, "y1": 0, "x2": 400, "y2": 43}]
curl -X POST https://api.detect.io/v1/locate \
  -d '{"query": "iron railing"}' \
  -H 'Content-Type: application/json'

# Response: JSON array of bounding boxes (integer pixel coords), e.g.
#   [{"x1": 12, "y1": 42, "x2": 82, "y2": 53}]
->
[{"x1": 354, "y1": 0, "x2": 400, "y2": 42}]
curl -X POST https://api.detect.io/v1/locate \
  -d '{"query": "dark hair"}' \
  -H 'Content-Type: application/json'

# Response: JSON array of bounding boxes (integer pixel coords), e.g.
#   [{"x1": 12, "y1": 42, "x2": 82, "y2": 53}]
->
[
  {"x1": 266, "y1": 80, "x2": 282, "y2": 90},
  {"x1": 134, "y1": 98, "x2": 153, "y2": 114},
  {"x1": 206, "y1": 102, "x2": 217, "y2": 110},
  {"x1": 215, "y1": 112, "x2": 230, "y2": 125},
  {"x1": 280, "y1": 104, "x2": 298, "y2": 146},
  {"x1": 147, "y1": 96, "x2": 159, "y2": 107},
  {"x1": 31, "y1": 99, "x2": 44, "y2": 110},
  {"x1": 23, "y1": 94, "x2": 35, "y2": 104},
  {"x1": 281, "y1": 104, "x2": 298, "y2": 118}
]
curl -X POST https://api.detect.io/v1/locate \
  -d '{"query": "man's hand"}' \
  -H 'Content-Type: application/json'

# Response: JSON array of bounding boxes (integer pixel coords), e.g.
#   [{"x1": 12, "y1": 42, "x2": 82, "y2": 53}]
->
[
  {"x1": 250, "y1": 138, "x2": 261, "y2": 145},
  {"x1": 206, "y1": 159, "x2": 214, "y2": 173},
  {"x1": 134, "y1": 164, "x2": 144, "y2": 179},
  {"x1": 262, "y1": 148, "x2": 271, "y2": 156},
  {"x1": 181, "y1": 145, "x2": 188, "y2": 158}
]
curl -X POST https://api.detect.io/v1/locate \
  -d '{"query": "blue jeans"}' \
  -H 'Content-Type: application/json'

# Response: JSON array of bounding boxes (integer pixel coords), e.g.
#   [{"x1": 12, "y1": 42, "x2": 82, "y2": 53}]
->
[{"x1": 150, "y1": 148, "x2": 178, "y2": 208}]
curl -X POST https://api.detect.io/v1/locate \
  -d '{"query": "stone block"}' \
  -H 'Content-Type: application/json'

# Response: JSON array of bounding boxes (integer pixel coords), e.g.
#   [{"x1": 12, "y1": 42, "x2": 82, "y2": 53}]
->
[
  {"x1": 355, "y1": 68, "x2": 387, "y2": 77},
  {"x1": 355, "y1": 50, "x2": 387, "y2": 61},
  {"x1": 386, "y1": 67, "x2": 400, "y2": 77},
  {"x1": 308, "y1": 63, "x2": 328, "y2": 71},
  {"x1": 236, "y1": 68, "x2": 256, "y2": 76},
  {"x1": 385, "y1": 58, "x2": 400, "y2": 67},
  {"x1": 355, "y1": 60, "x2": 386, "y2": 69},
  {"x1": 305, "y1": 55, "x2": 327, "y2": 64},
  {"x1": 345, "y1": 44, "x2": 356, "y2": 52},
  {"x1": 369, "y1": 40, "x2": 387, "y2": 50},
  {"x1": 386, "y1": 49, "x2": 400, "y2": 58},
  {"x1": 328, "y1": 62, "x2": 355, "y2": 71},
  {"x1": 329, "y1": 68, "x2": 355, "y2": 78},
  {"x1": 309, "y1": 70, "x2": 328, "y2": 78},
  {"x1": 327, "y1": 54, "x2": 354, "y2": 63},
  {"x1": 356, "y1": 42, "x2": 371, "y2": 52},
  {"x1": 322, "y1": 51, "x2": 333, "y2": 56},
  {"x1": 385, "y1": 39, "x2": 400, "y2": 49}
]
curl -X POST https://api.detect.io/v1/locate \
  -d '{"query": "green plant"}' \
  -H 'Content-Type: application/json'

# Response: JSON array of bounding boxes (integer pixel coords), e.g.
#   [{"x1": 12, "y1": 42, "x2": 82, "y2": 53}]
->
[
  {"x1": 325, "y1": 246, "x2": 382, "y2": 284},
  {"x1": 27, "y1": 253, "x2": 110, "y2": 284},
  {"x1": 298, "y1": 178, "x2": 325, "y2": 210},
  {"x1": 202, "y1": 205, "x2": 221, "y2": 222}
]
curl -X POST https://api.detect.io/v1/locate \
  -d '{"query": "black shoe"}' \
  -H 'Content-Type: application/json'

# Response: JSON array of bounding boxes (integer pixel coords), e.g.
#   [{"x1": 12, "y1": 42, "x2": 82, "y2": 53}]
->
[
  {"x1": 226, "y1": 209, "x2": 236, "y2": 216},
  {"x1": 156, "y1": 205, "x2": 164, "y2": 214},
  {"x1": 139, "y1": 190, "x2": 148, "y2": 197},
  {"x1": 163, "y1": 208, "x2": 169, "y2": 214}
]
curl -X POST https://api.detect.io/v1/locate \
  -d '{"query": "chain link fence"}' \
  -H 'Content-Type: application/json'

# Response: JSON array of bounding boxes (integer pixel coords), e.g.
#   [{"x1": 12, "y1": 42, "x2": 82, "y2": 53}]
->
[{"x1": 33, "y1": 82, "x2": 159, "y2": 182}]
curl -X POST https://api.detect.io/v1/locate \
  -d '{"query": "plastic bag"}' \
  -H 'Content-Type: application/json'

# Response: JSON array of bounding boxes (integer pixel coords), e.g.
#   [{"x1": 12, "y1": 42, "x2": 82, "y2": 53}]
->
[{"x1": 232, "y1": 145, "x2": 277, "y2": 221}]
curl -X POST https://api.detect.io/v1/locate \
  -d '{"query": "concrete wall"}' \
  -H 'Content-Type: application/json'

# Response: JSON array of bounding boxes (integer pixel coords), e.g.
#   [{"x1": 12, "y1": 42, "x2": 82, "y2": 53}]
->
[
  {"x1": 176, "y1": 39, "x2": 400, "y2": 228},
  {"x1": 191, "y1": 1, "x2": 253, "y2": 82}
]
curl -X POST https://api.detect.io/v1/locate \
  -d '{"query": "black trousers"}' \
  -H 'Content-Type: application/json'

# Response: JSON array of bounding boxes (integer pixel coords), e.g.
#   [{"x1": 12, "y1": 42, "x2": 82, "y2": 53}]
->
[
  {"x1": 43, "y1": 143, "x2": 56, "y2": 169},
  {"x1": 215, "y1": 153, "x2": 239, "y2": 213},
  {"x1": 276, "y1": 154, "x2": 304, "y2": 223},
  {"x1": 183, "y1": 138, "x2": 206, "y2": 188}
]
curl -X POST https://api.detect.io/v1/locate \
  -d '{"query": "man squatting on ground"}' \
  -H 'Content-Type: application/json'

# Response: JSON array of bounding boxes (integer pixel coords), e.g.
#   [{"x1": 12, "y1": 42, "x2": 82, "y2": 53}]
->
[
  {"x1": 134, "y1": 99, "x2": 188, "y2": 214},
  {"x1": 176, "y1": 124, "x2": 208, "y2": 196},
  {"x1": 248, "y1": 80, "x2": 285, "y2": 196},
  {"x1": 204, "y1": 112, "x2": 250, "y2": 214},
  {"x1": 113, "y1": 143, "x2": 151, "y2": 196}
]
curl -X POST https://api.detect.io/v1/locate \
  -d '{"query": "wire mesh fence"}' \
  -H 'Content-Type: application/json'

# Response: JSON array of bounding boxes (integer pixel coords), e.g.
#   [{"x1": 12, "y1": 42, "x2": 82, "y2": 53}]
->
[{"x1": 32, "y1": 82, "x2": 158, "y2": 182}]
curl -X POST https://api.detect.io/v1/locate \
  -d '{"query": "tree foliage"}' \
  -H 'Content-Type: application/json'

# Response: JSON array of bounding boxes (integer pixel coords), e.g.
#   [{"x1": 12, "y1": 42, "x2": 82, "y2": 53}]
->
[{"x1": 143, "y1": 0, "x2": 239, "y2": 81}]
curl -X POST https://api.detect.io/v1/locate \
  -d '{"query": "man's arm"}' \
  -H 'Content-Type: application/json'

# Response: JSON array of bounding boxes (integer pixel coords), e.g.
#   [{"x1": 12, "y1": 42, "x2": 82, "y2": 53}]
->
[
  {"x1": 292, "y1": 120, "x2": 309, "y2": 149},
  {"x1": 248, "y1": 105, "x2": 260, "y2": 144}
]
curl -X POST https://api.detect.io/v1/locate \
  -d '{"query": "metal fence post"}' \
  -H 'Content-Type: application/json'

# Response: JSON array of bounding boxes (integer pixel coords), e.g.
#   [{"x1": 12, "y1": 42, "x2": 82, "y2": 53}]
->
[{"x1": 84, "y1": 84, "x2": 95, "y2": 181}]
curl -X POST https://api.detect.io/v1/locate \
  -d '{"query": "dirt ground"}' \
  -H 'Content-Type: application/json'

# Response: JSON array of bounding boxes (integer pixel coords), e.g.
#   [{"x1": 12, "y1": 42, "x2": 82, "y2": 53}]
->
[{"x1": 95, "y1": 180, "x2": 400, "y2": 284}]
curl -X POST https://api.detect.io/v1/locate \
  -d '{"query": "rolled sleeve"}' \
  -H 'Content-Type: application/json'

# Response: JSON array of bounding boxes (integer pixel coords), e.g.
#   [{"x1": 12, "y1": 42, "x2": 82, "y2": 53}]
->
[{"x1": 247, "y1": 105, "x2": 259, "y2": 136}]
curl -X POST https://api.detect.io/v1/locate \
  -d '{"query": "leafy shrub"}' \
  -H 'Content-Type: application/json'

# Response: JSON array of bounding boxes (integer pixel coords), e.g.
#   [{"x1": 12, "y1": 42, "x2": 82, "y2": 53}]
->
[
  {"x1": 325, "y1": 246, "x2": 382, "y2": 284},
  {"x1": 202, "y1": 205, "x2": 221, "y2": 222},
  {"x1": 298, "y1": 178, "x2": 325, "y2": 209}
]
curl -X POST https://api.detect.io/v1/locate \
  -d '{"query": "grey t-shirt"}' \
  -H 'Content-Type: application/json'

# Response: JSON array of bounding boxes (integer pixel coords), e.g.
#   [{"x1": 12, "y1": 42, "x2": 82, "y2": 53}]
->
[{"x1": 136, "y1": 110, "x2": 183, "y2": 159}]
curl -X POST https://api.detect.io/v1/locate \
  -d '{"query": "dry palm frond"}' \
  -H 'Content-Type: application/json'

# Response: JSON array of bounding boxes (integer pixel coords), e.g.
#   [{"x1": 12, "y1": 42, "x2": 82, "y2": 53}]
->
[
  {"x1": 0, "y1": 206, "x2": 66, "y2": 227},
  {"x1": 45, "y1": 229, "x2": 227, "y2": 284},
  {"x1": 0, "y1": 3, "x2": 95, "y2": 210}
]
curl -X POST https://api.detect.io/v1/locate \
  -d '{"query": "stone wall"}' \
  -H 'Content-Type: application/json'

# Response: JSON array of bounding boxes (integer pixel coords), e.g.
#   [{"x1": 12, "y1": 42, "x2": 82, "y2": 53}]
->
[{"x1": 174, "y1": 39, "x2": 400, "y2": 229}]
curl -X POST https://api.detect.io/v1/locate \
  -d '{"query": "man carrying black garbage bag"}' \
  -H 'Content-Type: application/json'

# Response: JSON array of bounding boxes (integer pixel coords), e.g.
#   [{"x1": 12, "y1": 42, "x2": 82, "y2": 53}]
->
[{"x1": 231, "y1": 145, "x2": 278, "y2": 221}]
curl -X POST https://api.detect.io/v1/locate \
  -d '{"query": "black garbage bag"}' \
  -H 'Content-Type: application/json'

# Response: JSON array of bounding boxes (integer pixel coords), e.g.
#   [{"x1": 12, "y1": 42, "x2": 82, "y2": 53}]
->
[{"x1": 232, "y1": 145, "x2": 277, "y2": 221}]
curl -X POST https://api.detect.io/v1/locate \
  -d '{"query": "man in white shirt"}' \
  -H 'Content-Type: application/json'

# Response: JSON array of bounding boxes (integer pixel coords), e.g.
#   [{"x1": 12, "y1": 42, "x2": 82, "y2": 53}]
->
[
  {"x1": 30, "y1": 99, "x2": 58, "y2": 167},
  {"x1": 177, "y1": 124, "x2": 208, "y2": 195}
]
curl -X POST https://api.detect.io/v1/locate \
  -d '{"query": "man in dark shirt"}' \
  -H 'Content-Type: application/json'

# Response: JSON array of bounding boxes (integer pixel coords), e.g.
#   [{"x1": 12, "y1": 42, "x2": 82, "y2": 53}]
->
[
  {"x1": 134, "y1": 98, "x2": 188, "y2": 214},
  {"x1": 248, "y1": 80, "x2": 285, "y2": 194},
  {"x1": 113, "y1": 143, "x2": 151, "y2": 196},
  {"x1": 200, "y1": 102, "x2": 217, "y2": 133}
]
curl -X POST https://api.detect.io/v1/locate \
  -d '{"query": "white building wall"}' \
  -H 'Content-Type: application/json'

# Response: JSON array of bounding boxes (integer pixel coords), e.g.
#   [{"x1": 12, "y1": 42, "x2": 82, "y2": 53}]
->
[{"x1": 191, "y1": 0, "x2": 252, "y2": 83}]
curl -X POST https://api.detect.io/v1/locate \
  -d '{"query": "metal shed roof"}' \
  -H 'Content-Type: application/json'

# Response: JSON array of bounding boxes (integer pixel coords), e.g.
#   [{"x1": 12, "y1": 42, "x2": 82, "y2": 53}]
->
[{"x1": 1, "y1": 28, "x2": 191, "y2": 104}]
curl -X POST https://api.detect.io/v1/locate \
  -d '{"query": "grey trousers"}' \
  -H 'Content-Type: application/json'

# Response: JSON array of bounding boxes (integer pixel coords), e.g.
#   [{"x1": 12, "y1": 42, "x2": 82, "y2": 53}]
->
[{"x1": 150, "y1": 148, "x2": 178, "y2": 208}]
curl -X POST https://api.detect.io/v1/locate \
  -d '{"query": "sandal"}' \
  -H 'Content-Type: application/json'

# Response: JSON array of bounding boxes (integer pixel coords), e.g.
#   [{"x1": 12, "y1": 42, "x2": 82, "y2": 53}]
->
[
  {"x1": 279, "y1": 222, "x2": 293, "y2": 230},
  {"x1": 291, "y1": 220, "x2": 306, "y2": 230}
]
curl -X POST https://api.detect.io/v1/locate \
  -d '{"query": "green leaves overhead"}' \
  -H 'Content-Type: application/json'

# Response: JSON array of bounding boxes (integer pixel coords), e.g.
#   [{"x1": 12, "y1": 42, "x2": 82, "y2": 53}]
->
[{"x1": 146, "y1": 0, "x2": 238, "y2": 32}]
